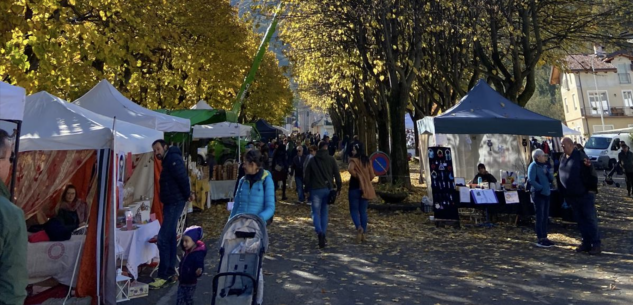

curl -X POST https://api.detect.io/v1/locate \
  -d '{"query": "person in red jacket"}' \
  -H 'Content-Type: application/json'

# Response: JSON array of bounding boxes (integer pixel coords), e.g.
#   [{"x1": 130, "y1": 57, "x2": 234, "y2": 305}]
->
[{"x1": 177, "y1": 226, "x2": 207, "y2": 305}]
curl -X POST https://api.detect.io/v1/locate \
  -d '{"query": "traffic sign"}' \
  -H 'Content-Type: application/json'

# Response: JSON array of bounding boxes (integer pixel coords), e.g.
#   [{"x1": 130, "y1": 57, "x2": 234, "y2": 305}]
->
[{"x1": 370, "y1": 151, "x2": 390, "y2": 176}]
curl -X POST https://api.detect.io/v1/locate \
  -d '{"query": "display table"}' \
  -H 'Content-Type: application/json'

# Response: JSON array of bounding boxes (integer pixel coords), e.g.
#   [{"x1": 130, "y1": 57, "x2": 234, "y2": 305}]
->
[
  {"x1": 27, "y1": 235, "x2": 85, "y2": 286},
  {"x1": 116, "y1": 221, "x2": 160, "y2": 280},
  {"x1": 453, "y1": 189, "x2": 563, "y2": 217},
  {"x1": 210, "y1": 180, "x2": 237, "y2": 200}
]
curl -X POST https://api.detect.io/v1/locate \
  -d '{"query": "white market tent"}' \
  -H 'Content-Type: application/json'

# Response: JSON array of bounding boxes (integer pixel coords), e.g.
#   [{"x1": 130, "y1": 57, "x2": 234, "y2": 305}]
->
[
  {"x1": 192, "y1": 122, "x2": 252, "y2": 139},
  {"x1": 73, "y1": 80, "x2": 190, "y2": 132},
  {"x1": 0, "y1": 81, "x2": 26, "y2": 121},
  {"x1": 22, "y1": 91, "x2": 162, "y2": 153},
  {"x1": 191, "y1": 99, "x2": 213, "y2": 110},
  {"x1": 273, "y1": 125, "x2": 291, "y2": 136},
  {"x1": 562, "y1": 123, "x2": 581, "y2": 135}
]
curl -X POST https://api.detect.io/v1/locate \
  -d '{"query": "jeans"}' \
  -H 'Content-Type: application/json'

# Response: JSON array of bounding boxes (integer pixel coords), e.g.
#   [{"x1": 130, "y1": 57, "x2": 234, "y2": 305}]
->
[
  {"x1": 625, "y1": 172, "x2": 633, "y2": 193},
  {"x1": 177, "y1": 284, "x2": 196, "y2": 305},
  {"x1": 310, "y1": 188, "x2": 330, "y2": 234},
  {"x1": 295, "y1": 176, "x2": 305, "y2": 202},
  {"x1": 567, "y1": 193, "x2": 601, "y2": 247},
  {"x1": 348, "y1": 189, "x2": 368, "y2": 232},
  {"x1": 157, "y1": 201, "x2": 186, "y2": 280},
  {"x1": 531, "y1": 192, "x2": 550, "y2": 240}
]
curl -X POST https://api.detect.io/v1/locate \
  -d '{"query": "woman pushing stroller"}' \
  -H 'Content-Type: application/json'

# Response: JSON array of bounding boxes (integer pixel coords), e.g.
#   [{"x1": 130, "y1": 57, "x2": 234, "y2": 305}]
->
[{"x1": 230, "y1": 149, "x2": 276, "y2": 224}]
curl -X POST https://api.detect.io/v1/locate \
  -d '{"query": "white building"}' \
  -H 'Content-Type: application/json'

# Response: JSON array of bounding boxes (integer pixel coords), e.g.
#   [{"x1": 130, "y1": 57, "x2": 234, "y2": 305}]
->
[{"x1": 550, "y1": 49, "x2": 633, "y2": 138}]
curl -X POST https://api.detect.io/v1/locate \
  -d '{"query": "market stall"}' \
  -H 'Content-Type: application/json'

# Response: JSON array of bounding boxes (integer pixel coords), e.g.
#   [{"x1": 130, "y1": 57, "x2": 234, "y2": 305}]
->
[
  {"x1": 15, "y1": 91, "x2": 162, "y2": 304},
  {"x1": 418, "y1": 80, "x2": 563, "y2": 222},
  {"x1": 192, "y1": 122, "x2": 253, "y2": 201},
  {"x1": 74, "y1": 80, "x2": 191, "y2": 223},
  {"x1": 0, "y1": 81, "x2": 26, "y2": 199}
]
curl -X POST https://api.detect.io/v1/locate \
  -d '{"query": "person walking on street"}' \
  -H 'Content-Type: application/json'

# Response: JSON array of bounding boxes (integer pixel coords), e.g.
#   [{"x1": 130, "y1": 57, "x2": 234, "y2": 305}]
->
[
  {"x1": 272, "y1": 143, "x2": 289, "y2": 201},
  {"x1": 290, "y1": 146, "x2": 308, "y2": 204},
  {"x1": 559, "y1": 137, "x2": 601, "y2": 255},
  {"x1": 304, "y1": 141, "x2": 342, "y2": 248},
  {"x1": 150, "y1": 140, "x2": 194, "y2": 289},
  {"x1": 348, "y1": 144, "x2": 376, "y2": 243},
  {"x1": 528, "y1": 149, "x2": 555, "y2": 248},
  {"x1": 619, "y1": 143, "x2": 633, "y2": 196},
  {"x1": 0, "y1": 129, "x2": 27, "y2": 305}
]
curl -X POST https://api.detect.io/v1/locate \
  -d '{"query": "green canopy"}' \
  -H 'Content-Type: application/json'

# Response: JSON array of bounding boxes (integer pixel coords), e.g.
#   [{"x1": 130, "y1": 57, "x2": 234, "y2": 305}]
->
[{"x1": 154, "y1": 109, "x2": 238, "y2": 143}]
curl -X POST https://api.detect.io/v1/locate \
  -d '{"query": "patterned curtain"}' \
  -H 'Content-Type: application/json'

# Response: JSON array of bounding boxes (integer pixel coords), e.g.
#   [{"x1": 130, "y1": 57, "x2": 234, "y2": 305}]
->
[{"x1": 14, "y1": 150, "x2": 95, "y2": 219}]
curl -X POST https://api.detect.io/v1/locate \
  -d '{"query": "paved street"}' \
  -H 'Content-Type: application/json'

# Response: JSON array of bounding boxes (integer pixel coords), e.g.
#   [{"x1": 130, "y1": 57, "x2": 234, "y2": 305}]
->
[{"x1": 132, "y1": 177, "x2": 633, "y2": 305}]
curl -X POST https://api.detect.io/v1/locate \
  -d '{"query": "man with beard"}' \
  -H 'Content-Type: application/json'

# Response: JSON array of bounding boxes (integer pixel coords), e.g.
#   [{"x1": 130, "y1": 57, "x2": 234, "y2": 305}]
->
[{"x1": 150, "y1": 140, "x2": 194, "y2": 289}]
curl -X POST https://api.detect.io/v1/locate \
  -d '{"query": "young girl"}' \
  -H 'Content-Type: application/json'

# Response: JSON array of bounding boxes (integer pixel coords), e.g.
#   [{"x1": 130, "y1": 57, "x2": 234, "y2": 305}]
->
[{"x1": 177, "y1": 226, "x2": 207, "y2": 305}]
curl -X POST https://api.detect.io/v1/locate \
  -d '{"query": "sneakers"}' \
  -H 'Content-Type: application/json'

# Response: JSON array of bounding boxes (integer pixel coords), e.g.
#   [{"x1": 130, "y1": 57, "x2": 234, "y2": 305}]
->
[
  {"x1": 318, "y1": 233, "x2": 326, "y2": 248},
  {"x1": 575, "y1": 244, "x2": 591, "y2": 253},
  {"x1": 148, "y1": 277, "x2": 173, "y2": 290},
  {"x1": 588, "y1": 246, "x2": 602, "y2": 255},
  {"x1": 356, "y1": 227, "x2": 363, "y2": 243},
  {"x1": 535, "y1": 240, "x2": 553, "y2": 248}
]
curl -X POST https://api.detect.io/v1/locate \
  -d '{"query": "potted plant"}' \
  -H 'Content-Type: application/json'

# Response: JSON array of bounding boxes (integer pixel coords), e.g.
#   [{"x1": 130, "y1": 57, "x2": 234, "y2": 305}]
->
[{"x1": 375, "y1": 181, "x2": 409, "y2": 203}]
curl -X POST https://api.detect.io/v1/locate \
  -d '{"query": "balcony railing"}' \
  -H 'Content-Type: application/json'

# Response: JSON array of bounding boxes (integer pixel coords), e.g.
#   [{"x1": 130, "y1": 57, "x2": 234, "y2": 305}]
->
[
  {"x1": 580, "y1": 106, "x2": 633, "y2": 117},
  {"x1": 619, "y1": 73, "x2": 631, "y2": 84}
]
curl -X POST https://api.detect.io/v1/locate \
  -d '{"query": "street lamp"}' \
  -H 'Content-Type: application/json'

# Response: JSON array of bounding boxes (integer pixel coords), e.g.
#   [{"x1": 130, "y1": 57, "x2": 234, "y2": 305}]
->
[{"x1": 591, "y1": 45, "x2": 607, "y2": 131}]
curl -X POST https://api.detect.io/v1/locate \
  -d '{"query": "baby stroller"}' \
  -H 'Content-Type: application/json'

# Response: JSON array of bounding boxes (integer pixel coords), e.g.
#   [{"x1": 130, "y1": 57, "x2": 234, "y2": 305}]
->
[{"x1": 212, "y1": 214, "x2": 268, "y2": 305}]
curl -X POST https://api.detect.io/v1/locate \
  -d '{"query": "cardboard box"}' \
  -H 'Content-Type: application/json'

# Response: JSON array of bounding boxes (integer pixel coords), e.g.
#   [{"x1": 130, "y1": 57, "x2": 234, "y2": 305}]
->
[{"x1": 128, "y1": 281, "x2": 149, "y2": 299}]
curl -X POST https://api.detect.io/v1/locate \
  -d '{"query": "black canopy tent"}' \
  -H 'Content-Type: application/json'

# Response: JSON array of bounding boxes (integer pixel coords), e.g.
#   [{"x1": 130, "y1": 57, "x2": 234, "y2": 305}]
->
[{"x1": 419, "y1": 80, "x2": 563, "y2": 137}]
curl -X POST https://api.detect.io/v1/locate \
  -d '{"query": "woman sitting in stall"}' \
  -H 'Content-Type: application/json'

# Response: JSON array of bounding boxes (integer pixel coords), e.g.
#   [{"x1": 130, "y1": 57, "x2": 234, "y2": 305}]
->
[
  {"x1": 56, "y1": 184, "x2": 88, "y2": 228},
  {"x1": 472, "y1": 163, "x2": 497, "y2": 184}
]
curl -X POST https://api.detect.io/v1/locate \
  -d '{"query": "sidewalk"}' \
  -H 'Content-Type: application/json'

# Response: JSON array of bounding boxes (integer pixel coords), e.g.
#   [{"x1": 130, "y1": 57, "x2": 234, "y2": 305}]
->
[{"x1": 130, "y1": 177, "x2": 633, "y2": 305}]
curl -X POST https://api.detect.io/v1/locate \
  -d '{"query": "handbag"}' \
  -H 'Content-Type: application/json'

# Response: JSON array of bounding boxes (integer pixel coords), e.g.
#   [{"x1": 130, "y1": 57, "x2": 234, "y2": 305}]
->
[{"x1": 313, "y1": 157, "x2": 338, "y2": 205}]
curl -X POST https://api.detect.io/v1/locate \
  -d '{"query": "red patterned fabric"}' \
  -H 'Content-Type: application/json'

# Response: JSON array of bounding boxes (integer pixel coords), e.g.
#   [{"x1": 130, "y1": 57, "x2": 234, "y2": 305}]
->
[{"x1": 14, "y1": 150, "x2": 95, "y2": 220}]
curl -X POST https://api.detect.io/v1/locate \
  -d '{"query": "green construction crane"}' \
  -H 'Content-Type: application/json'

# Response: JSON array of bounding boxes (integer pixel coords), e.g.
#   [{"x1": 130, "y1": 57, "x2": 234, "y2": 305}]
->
[{"x1": 231, "y1": 2, "x2": 284, "y2": 120}]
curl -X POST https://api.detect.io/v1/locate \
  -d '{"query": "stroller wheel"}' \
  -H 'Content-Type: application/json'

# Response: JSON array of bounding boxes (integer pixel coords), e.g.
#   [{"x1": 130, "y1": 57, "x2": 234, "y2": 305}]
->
[{"x1": 615, "y1": 183, "x2": 620, "y2": 188}]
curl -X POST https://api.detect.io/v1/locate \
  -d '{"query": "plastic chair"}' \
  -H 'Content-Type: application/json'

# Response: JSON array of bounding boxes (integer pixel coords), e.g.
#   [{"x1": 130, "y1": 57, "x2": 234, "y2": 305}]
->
[{"x1": 148, "y1": 205, "x2": 188, "y2": 278}]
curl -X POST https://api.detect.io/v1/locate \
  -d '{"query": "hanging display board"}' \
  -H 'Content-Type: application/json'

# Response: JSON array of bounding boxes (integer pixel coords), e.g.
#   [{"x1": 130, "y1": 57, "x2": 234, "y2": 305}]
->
[{"x1": 428, "y1": 147, "x2": 459, "y2": 220}]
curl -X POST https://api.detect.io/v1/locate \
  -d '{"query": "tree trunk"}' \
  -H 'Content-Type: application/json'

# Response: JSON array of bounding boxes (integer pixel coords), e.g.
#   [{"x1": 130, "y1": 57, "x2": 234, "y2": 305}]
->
[
  {"x1": 412, "y1": 110, "x2": 423, "y2": 157},
  {"x1": 376, "y1": 114, "x2": 390, "y2": 156},
  {"x1": 389, "y1": 91, "x2": 411, "y2": 187},
  {"x1": 365, "y1": 115, "x2": 377, "y2": 155}
]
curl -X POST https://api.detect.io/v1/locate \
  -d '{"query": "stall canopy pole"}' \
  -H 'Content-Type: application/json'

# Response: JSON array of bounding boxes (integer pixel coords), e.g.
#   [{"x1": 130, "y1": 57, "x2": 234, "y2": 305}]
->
[{"x1": 9, "y1": 120, "x2": 21, "y2": 200}]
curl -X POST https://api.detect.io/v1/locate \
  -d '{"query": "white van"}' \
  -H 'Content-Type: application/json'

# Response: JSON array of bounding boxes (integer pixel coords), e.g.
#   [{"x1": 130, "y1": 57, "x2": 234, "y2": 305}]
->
[{"x1": 584, "y1": 127, "x2": 633, "y2": 170}]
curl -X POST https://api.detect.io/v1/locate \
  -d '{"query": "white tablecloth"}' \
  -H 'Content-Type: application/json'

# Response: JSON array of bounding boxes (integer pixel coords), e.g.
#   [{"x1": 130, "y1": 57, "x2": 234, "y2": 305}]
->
[
  {"x1": 27, "y1": 235, "x2": 85, "y2": 286},
  {"x1": 116, "y1": 221, "x2": 160, "y2": 279},
  {"x1": 210, "y1": 180, "x2": 236, "y2": 200}
]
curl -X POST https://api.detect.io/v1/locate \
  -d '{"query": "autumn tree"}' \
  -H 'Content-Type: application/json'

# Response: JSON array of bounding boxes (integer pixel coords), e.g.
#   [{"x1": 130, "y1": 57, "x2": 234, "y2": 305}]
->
[{"x1": 0, "y1": 0, "x2": 293, "y2": 122}]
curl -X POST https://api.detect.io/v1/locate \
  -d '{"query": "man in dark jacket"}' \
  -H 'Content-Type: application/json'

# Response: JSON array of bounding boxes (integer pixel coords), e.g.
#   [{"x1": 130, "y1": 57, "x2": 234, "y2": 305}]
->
[
  {"x1": 304, "y1": 141, "x2": 342, "y2": 248},
  {"x1": 0, "y1": 129, "x2": 27, "y2": 304},
  {"x1": 559, "y1": 137, "x2": 601, "y2": 255},
  {"x1": 150, "y1": 140, "x2": 193, "y2": 289},
  {"x1": 290, "y1": 146, "x2": 308, "y2": 203},
  {"x1": 618, "y1": 143, "x2": 633, "y2": 196}
]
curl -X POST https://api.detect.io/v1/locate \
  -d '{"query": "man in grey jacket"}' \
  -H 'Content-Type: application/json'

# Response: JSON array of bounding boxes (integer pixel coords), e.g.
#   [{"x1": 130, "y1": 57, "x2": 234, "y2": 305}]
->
[{"x1": 0, "y1": 129, "x2": 27, "y2": 305}]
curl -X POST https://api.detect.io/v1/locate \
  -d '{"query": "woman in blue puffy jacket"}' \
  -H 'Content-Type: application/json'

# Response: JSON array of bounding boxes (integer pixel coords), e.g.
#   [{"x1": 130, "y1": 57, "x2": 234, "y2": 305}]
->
[
  {"x1": 528, "y1": 148, "x2": 555, "y2": 248},
  {"x1": 230, "y1": 150, "x2": 276, "y2": 223}
]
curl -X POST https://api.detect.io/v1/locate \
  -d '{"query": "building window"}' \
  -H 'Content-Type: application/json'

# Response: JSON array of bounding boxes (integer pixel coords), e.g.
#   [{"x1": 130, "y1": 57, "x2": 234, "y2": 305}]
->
[
  {"x1": 623, "y1": 90, "x2": 633, "y2": 107},
  {"x1": 587, "y1": 91, "x2": 610, "y2": 115},
  {"x1": 593, "y1": 125, "x2": 615, "y2": 132},
  {"x1": 564, "y1": 98, "x2": 569, "y2": 113},
  {"x1": 562, "y1": 74, "x2": 570, "y2": 90},
  {"x1": 618, "y1": 64, "x2": 631, "y2": 84},
  {"x1": 572, "y1": 94, "x2": 578, "y2": 110}
]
